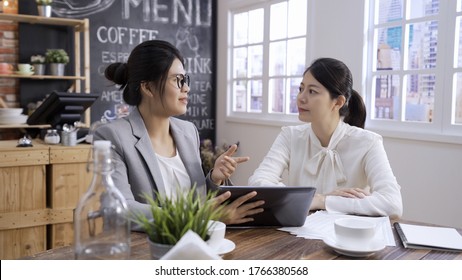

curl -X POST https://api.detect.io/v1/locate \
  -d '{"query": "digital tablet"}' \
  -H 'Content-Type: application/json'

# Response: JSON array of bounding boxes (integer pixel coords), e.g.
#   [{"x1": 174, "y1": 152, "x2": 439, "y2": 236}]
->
[{"x1": 216, "y1": 186, "x2": 316, "y2": 227}]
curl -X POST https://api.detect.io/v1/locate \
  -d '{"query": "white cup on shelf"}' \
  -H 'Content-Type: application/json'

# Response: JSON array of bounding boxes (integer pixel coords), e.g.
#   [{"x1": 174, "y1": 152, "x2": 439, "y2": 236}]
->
[{"x1": 17, "y1": 63, "x2": 34, "y2": 73}]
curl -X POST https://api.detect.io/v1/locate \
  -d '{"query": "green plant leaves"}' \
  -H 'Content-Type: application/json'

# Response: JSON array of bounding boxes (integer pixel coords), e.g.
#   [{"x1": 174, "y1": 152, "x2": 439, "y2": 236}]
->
[
  {"x1": 132, "y1": 185, "x2": 223, "y2": 245},
  {"x1": 45, "y1": 49, "x2": 69, "y2": 64}
]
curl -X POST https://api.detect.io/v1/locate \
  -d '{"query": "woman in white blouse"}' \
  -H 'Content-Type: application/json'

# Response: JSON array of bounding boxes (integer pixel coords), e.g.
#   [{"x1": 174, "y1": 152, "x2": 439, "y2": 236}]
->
[{"x1": 248, "y1": 58, "x2": 403, "y2": 218}]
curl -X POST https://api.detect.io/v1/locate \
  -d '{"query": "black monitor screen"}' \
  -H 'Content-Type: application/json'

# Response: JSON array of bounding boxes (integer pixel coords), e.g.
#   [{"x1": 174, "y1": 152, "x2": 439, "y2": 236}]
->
[{"x1": 27, "y1": 91, "x2": 100, "y2": 127}]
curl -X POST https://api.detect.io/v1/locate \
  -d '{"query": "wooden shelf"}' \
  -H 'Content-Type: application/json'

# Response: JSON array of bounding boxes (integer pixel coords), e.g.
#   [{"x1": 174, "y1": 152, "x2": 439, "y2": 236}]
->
[
  {"x1": 0, "y1": 73, "x2": 86, "y2": 80},
  {"x1": 0, "y1": 13, "x2": 86, "y2": 29},
  {"x1": 0, "y1": 13, "x2": 91, "y2": 127},
  {"x1": 0, "y1": 124, "x2": 51, "y2": 129}
]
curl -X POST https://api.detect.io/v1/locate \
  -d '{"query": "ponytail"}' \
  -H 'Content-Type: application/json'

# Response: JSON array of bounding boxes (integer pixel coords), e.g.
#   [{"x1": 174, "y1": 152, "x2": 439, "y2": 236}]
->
[{"x1": 344, "y1": 90, "x2": 366, "y2": 129}]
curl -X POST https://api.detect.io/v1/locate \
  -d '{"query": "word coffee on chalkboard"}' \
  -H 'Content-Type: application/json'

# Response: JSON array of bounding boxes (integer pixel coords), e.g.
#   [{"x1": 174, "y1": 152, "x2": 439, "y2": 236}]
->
[{"x1": 51, "y1": 0, "x2": 216, "y2": 142}]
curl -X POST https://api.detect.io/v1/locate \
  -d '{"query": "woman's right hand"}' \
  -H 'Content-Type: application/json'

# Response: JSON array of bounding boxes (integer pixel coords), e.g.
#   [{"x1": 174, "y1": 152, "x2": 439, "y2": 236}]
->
[
  {"x1": 212, "y1": 191, "x2": 265, "y2": 225},
  {"x1": 210, "y1": 144, "x2": 250, "y2": 185}
]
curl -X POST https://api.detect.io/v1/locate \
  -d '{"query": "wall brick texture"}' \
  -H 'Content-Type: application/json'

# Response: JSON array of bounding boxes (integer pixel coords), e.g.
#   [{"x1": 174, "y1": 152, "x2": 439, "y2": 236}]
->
[{"x1": 0, "y1": 12, "x2": 21, "y2": 140}]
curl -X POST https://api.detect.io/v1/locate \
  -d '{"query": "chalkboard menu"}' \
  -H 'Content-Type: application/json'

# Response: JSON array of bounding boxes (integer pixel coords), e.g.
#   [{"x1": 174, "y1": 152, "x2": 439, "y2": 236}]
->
[{"x1": 22, "y1": 0, "x2": 216, "y2": 142}]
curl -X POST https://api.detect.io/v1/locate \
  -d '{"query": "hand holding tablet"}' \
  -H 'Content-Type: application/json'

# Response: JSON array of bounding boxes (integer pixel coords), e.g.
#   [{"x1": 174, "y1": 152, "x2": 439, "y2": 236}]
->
[{"x1": 215, "y1": 186, "x2": 316, "y2": 227}]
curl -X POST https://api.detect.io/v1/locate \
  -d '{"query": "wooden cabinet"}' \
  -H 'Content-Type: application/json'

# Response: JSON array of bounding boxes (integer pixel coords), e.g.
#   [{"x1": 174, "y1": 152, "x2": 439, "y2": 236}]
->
[
  {"x1": 0, "y1": 13, "x2": 91, "y2": 128},
  {"x1": 0, "y1": 141, "x2": 48, "y2": 259},
  {"x1": 47, "y1": 144, "x2": 92, "y2": 248},
  {"x1": 0, "y1": 140, "x2": 92, "y2": 259}
]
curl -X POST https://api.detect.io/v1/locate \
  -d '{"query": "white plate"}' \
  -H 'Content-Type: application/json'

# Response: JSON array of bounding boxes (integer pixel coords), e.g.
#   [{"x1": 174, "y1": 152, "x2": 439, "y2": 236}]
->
[
  {"x1": 213, "y1": 239, "x2": 236, "y2": 255},
  {"x1": 0, "y1": 114, "x2": 28, "y2": 124},
  {"x1": 15, "y1": 71, "x2": 34, "y2": 76},
  {"x1": 0, "y1": 108, "x2": 24, "y2": 116},
  {"x1": 323, "y1": 238, "x2": 385, "y2": 258}
]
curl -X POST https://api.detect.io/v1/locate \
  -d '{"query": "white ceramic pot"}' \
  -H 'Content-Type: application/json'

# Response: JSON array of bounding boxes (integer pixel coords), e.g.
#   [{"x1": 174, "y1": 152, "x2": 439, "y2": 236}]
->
[{"x1": 147, "y1": 237, "x2": 174, "y2": 260}]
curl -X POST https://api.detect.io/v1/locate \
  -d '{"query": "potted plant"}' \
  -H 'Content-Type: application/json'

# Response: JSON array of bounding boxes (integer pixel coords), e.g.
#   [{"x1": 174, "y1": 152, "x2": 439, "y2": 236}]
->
[
  {"x1": 36, "y1": 0, "x2": 53, "y2": 17},
  {"x1": 132, "y1": 186, "x2": 224, "y2": 259},
  {"x1": 45, "y1": 49, "x2": 69, "y2": 76},
  {"x1": 30, "y1": 54, "x2": 46, "y2": 75}
]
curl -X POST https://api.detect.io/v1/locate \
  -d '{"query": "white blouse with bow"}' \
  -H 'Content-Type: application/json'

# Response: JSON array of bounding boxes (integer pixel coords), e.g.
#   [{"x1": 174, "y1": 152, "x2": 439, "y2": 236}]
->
[{"x1": 248, "y1": 121, "x2": 403, "y2": 218}]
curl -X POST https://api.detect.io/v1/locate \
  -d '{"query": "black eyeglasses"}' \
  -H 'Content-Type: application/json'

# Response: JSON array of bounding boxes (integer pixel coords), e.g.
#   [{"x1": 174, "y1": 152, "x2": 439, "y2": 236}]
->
[{"x1": 171, "y1": 74, "x2": 190, "y2": 89}]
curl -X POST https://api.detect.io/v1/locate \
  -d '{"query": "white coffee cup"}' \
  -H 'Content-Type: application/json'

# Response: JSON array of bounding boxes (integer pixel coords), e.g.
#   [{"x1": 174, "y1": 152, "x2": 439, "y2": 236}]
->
[
  {"x1": 334, "y1": 218, "x2": 376, "y2": 249},
  {"x1": 206, "y1": 220, "x2": 226, "y2": 249},
  {"x1": 18, "y1": 63, "x2": 34, "y2": 73}
]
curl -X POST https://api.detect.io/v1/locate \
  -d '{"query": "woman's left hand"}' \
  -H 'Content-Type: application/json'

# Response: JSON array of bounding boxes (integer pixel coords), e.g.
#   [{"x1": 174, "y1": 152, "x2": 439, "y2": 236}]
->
[
  {"x1": 211, "y1": 191, "x2": 265, "y2": 225},
  {"x1": 310, "y1": 187, "x2": 371, "y2": 210},
  {"x1": 211, "y1": 144, "x2": 249, "y2": 185},
  {"x1": 328, "y1": 187, "x2": 371, "y2": 198}
]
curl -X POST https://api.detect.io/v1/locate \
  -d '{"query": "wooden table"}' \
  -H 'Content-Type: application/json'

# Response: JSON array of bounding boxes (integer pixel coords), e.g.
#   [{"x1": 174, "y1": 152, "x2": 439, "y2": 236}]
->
[{"x1": 24, "y1": 223, "x2": 462, "y2": 260}]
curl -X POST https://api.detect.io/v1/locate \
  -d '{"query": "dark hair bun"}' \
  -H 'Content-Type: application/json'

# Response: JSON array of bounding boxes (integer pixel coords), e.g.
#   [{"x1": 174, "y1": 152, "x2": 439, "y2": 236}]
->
[{"x1": 105, "y1": 62, "x2": 128, "y2": 86}]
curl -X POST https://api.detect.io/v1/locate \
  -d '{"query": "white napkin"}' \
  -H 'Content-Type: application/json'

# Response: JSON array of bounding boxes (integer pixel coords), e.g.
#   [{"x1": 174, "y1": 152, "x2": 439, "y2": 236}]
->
[{"x1": 161, "y1": 230, "x2": 222, "y2": 260}]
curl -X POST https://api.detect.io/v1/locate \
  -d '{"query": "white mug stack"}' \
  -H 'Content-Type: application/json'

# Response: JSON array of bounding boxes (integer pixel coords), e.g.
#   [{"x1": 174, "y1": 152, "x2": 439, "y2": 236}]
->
[{"x1": 0, "y1": 108, "x2": 28, "y2": 125}]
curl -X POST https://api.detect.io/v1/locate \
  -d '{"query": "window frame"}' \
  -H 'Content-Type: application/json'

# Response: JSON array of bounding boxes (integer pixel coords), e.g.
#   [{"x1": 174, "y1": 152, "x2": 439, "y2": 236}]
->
[
  {"x1": 364, "y1": 0, "x2": 462, "y2": 143},
  {"x1": 223, "y1": 0, "x2": 462, "y2": 144},
  {"x1": 226, "y1": 0, "x2": 310, "y2": 127}
]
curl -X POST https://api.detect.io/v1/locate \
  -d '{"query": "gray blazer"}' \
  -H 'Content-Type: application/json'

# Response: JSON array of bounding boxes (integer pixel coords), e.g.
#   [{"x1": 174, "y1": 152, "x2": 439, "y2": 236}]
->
[{"x1": 94, "y1": 107, "x2": 215, "y2": 225}]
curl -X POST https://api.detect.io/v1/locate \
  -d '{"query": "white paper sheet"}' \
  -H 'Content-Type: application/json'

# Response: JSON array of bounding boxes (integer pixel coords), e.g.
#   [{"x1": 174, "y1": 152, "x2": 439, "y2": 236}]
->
[{"x1": 278, "y1": 210, "x2": 396, "y2": 246}]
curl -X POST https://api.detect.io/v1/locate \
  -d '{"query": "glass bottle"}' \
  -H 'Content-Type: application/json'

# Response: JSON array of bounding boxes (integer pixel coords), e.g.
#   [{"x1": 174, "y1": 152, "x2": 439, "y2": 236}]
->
[
  {"x1": 85, "y1": 116, "x2": 108, "y2": 144},
  {"x1": 74, "y1": 140, "x2": 130, "y2": 259}
]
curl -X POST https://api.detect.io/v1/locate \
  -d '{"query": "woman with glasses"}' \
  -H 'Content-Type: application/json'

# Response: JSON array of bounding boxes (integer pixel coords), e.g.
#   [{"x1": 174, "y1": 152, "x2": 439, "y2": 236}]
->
[{"x1": 95, "y1": 40, "x2": 264, "y2": 227}]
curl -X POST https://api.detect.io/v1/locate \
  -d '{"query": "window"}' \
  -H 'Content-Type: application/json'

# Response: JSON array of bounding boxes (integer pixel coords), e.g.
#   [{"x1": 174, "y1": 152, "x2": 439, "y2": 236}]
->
[
  {"x1": 366, "y1": 0, "x2": 462, "y2": 138},
  {"x1": 229, "y1": 0, "x2": 308, "y2": 121},
  {"x1": 454, "y1": 0, "x2": 462, "y2": 125}
]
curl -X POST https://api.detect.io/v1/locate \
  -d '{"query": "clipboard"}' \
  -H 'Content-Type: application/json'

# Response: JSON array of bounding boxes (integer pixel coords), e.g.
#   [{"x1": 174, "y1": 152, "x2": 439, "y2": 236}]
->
[{"x1": 394, "y1": 222, "x2": 462, "y2": 252}]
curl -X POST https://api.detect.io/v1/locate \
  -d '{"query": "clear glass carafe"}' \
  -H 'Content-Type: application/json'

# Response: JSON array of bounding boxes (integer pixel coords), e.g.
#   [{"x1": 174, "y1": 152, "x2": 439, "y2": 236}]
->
[{"x1": 74, "y1": 140, "x2": 130, "y2": 259}]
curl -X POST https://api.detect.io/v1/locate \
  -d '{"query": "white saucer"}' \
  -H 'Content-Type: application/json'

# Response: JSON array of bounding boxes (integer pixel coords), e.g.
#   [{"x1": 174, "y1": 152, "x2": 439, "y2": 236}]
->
[
  {"x1": 323, "y1": 238, "x2": 385, "y2": 258},
  {"x1": 15, "y1": 71, "x2": 34, "y2": 76},
  {"x1": 213, "y1": 239, "x2": 235, "y2": 255}
]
